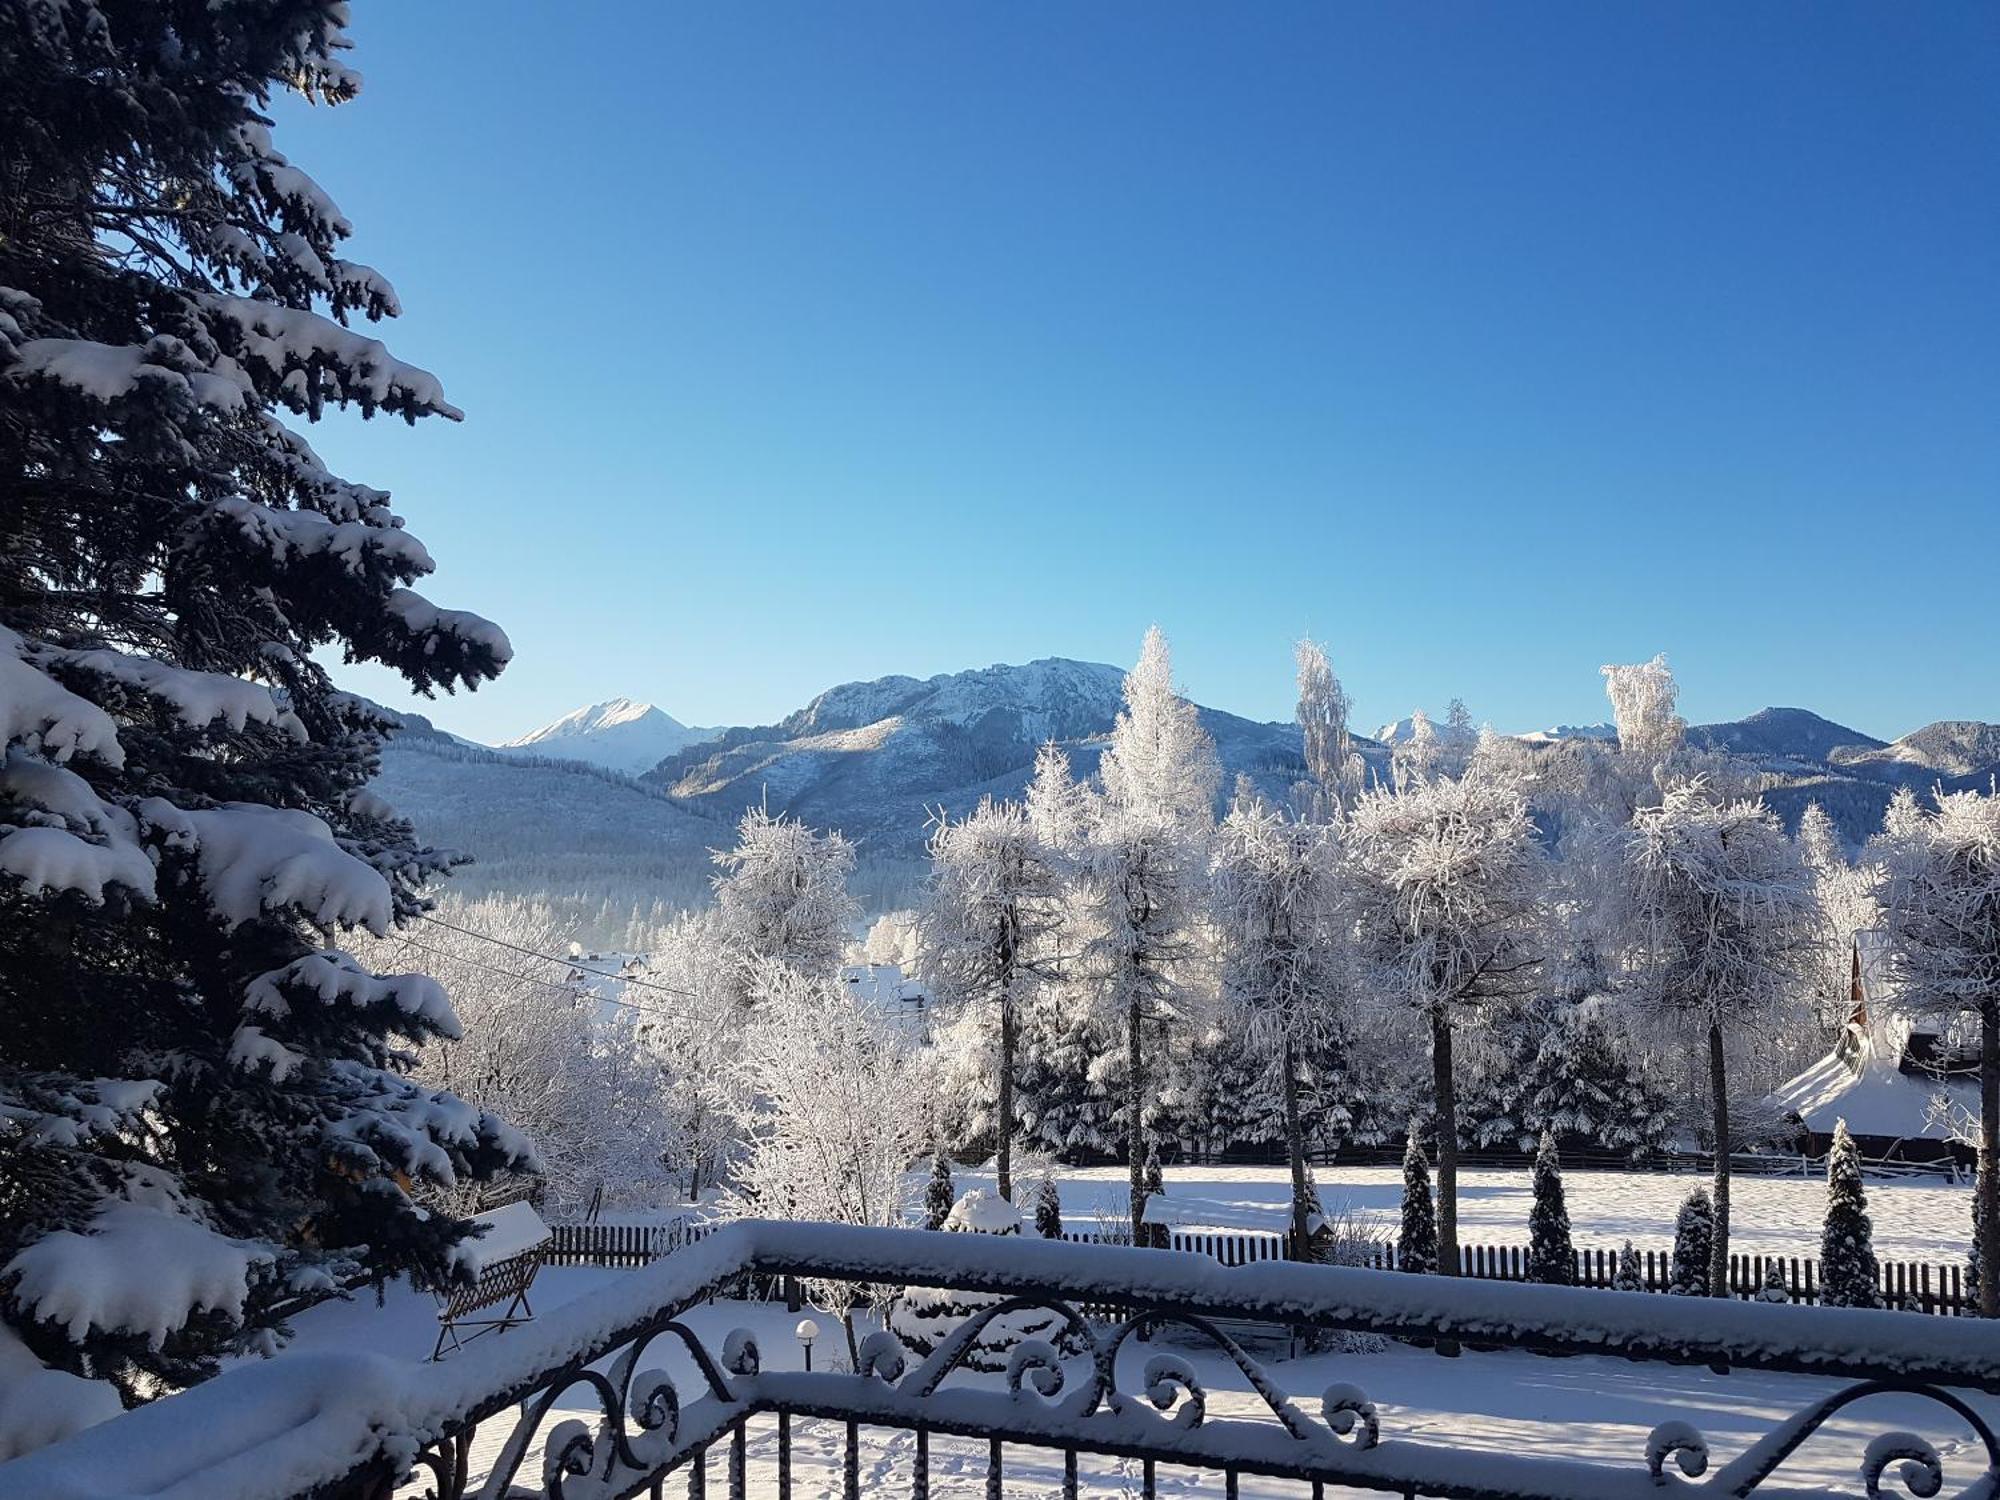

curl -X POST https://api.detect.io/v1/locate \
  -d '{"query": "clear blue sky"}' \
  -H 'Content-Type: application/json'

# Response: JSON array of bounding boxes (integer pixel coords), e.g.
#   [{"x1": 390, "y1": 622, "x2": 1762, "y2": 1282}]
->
[{"x1": 281, "y1": 3, "x2": 1997, "y2": 745}]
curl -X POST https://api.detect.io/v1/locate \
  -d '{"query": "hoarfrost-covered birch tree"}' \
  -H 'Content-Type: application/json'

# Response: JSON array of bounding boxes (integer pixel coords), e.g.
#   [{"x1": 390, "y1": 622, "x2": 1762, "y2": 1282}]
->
[
  {"x1": 1624, "y1": 782, "x2": 1814, "y2": 1296},
  {"x1": 723, "y1": 962, "x2": 930, "y2": 1363},
  {"x1": 1089, "y1": 627, "x2": 1218, "y2": 1242},
  {"x1": 1294, "y1": 638, "x2": 1362, "y2": 815},
  {"x1": 918, "y1": 796, "x2": 1062, "y2": 1201},
  {"x1": 1601, "y1": 653, "x2": 1687, "y2": 768},
  {"x1": 1347, "y1": 759, "x2": 1544, "y2": 1275},
  {"x1": 1871, "y1": 787, "x2": 2000, "y2": 1315}
]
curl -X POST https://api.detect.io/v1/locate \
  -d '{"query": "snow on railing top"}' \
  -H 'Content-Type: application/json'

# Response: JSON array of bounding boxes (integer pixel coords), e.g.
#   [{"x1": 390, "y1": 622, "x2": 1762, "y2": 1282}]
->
[{"x1": 9, "y1": 1220, "x2": 2000, "y2": 1500}]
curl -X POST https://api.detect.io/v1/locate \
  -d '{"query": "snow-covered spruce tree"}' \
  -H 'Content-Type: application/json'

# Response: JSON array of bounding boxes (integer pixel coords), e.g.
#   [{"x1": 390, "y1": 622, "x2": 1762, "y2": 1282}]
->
[
  {"x1": 918, "y1": 796, "x2": 1061, "y2": 1202},
  {"x1": 1668, "y1": 1188, "x2": 1716, "y2": 1296},
  {"x1": 1163, "y1": 1021, "x2": 1282, "y2": 1161},
  {"x1": 1347, "y1": 753, "x2": 1544, "y2": 1277},
  {"x1": 1612, "y1": 1240, "x2": 1645, "y2": 1293},
  {"x1": 0, "y1": 3, "x2": 530, "y2": 1409},
  {"x1": 1505, "y1": 1000, "x2": 1679, "y2": 1160},
  {"x1": 711, "y1": 805, "x2": 859, "y2": 1003},
  {"x1": 888, "y1": 1189, "x2": 1083, "y2": 1373},
  {"x1": 1033, "y1": 1172, "x2": 1063, "y2": 1239},
  {"x1": 1819, "y1": 1120, "x2": 1882, "y2": 1309},
  {"x1": 1087, "y1": 626, "x2": 1218, "y2": 1244},
  {"x1": 1757, "y1": 1262, "x2": 1789, "y2": 1303},
  {"x1": 1397, "y1": 1133, "x2": 1439, "y2": 1274},
  {"x1": 1527, "y1": 1131, "x2": 1574, "y2": 1285},
  {"x1": 923, "y1": 1150, "x2": 956, "y2": 1231},
  {"x1": 1211, "y1": 789, "x2": 1346, "y2": 1258},
  {"x1": 721, "y1": 961, "x2": 930, "y2": 1366},
  {"x1": 1871, "y1": 787, "x2": 2000, "y2": 1316},
  {"x1": 1624, "y1": 782, "x2": 1814, "y2": 1296}
]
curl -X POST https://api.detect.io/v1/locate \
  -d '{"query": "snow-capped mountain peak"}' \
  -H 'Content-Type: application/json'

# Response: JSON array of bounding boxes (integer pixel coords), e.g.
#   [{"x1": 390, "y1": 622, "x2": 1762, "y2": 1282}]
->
[{"x1": 498, "y1": 698, "x2": 713, "y2": 776}]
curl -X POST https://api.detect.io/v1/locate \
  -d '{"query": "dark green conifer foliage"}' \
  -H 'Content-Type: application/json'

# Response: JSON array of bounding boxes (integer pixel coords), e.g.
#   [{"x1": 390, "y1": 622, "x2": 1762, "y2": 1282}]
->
[
  {"x1": 1819, "y1": 1120, "x2": 1882, "y2": 1309},
  {"x1": 1397, "y1": 1132, "x2": 1438, "y2": 1274},
  {"x1": 0, "y1": 0, "x2": 524, "y2": 1397},
  {"x1": 1527, "y1": 1130, "x2": 1575, "y2": 1285},
  {"x1": 1668, "y1": 1189, "x2": 1715, "y2": 1296}
]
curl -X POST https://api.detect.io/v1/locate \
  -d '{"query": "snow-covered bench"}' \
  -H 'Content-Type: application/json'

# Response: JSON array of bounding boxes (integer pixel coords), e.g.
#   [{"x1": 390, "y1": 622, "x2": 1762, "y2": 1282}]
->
[{"x1": 431, "y1": 1202, "x2": 551, "y2": 1361}]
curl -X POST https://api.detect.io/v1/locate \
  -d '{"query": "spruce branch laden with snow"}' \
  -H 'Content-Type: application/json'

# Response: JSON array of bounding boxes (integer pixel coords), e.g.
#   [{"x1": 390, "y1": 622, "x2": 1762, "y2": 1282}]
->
[{"x1": 0, "y1": 0, "x2": 524, "y2": 1417}]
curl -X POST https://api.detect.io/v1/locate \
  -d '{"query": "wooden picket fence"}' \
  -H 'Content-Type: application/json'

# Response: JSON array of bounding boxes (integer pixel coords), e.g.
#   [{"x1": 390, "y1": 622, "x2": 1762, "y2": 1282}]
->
[
  {"x1": 1371, "y1": 1241, "x2": 1979, "y2": 1316},
  {"x1": 544, "y1": 1218, "x2": 714, "y2": 1267},
  {"x1": 549, "y1": 1220, "x2": 1979, "y2": 1318}
]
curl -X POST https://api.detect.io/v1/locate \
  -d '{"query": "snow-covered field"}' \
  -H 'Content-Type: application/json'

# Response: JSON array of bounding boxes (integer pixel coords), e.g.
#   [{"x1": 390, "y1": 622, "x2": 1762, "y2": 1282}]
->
[
  {"x1": 270, "y1": 1266, "x2": 2000, "y2": 1499},
  {"x1": 1009, "y1": 1162, "x2": 1976, "y2": 1262}
]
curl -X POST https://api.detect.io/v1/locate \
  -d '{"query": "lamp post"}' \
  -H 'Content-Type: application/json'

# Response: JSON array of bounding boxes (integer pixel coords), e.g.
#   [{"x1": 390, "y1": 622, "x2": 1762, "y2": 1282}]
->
[{"x1": 796, "y1": 1317, "x2": 820, "y2": 1372}]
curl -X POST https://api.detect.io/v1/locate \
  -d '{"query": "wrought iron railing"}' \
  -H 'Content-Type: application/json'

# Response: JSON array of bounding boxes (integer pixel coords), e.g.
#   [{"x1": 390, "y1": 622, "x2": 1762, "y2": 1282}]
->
[{"x1": 6, "y1": 1221, "x2": 1999, "y2": 1500}]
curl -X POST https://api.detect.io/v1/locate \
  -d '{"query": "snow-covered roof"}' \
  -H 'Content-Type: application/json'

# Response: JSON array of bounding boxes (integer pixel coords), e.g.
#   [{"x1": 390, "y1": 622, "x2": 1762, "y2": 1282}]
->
[{"x1": 1767, "y1": 1022, "x2": 1978, "y2": 1144}]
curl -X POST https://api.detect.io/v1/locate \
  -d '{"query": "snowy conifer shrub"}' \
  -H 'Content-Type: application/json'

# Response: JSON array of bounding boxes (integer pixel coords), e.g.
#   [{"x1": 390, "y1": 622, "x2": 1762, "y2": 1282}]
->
[
  {"x1": 1668, "y1": 1189, "x2": 1716, "y2": 1296},
  {"x1": 1033, "y1": 1174, "x2": 1063, "y2": 1239},
  {"x1": 0, "y1": 3, "x2": 529, "y2": 1408},
  {"x1": 924, "y1": 1151, "x2": 956, "y2": 1231},
  {"x1": 1819, "y1": 1120, "x2": 1882, "y2": 1309},
  {"x1": 1756, "y1": 1263, "x2": 1790, "y2": 1304},
  {"x1": 1141, "y1": 1143, "x2": 1169, "y2": 1248},
  {"x1": 1527, "y1": 1131, "x2": 1575, "y2": 1285},
  {"x1": 1972, "y1": 1181, "x2": 1990, "y2": 1314},
  {"x1": 1612, "y1": 1240, "x2": 1645, "y2": 1293},
  {"x1": 888, "y1": 1189, "x2": 1083, "y2": 1372},
  {"x1": 1397, "y1": 1134, "x2": 1439, "y2": 1274}
]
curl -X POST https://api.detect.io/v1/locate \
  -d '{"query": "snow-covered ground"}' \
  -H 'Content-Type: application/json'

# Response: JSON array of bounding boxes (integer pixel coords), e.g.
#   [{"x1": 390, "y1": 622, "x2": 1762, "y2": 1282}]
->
[
  {"x1": 1005, "y1": 1162, "x2": 1975, "y2": 1262},
  {"x1": 267, "y1": 1265, "x2": 2000, "y2": 1498}
]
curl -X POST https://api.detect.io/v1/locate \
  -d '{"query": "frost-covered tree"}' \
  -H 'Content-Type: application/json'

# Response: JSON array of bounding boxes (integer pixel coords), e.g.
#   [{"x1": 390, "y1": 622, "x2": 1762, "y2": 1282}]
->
[
  {"x1": 1601, "y1": 654, "x2": 1686, "y2": 768},
  {"x1": 1294, "y1": 638, "x2": 1361, "y2": 815},
  {"x1": 1391, "y1": 709, "x2": 1442, "y2": 789},
  {"x1": 1086, "y1": 627, "x2": 1218, "y2": 1242},
  {"x1": 360, "y1": 896, "x2": 678, "y2": 1218},
  {"x1": 1756, "y1": 1262, "x2": 1789, "y2": 1303},
  {"x1": 1668, "y1": 1188, "x2": 1716, "y2": 1296},
  {"x1": 1397, "y1": 1133, "x2": 1439, "y2": 1274},
  {"x1": 722, "y1": 963, "x2": 930, "y2": 1363},
  {"x1": 630, "y1": 909, "x2": 747, "y2": 1200},
  {"x1": 0, "y1": 3, "x2": 529, "y2": 1407},
  {"x1": 1819, "y1": 1120, "x2": 1881, "y2": 1309},
  {"x1": 711, "y1": 806, "x2": 859, "y2": 1000},
  {"x1": 1348, "y1": 761, "x2": 1544, "y2": 1276},
  {"x1": 923, "y1": 1150, "x2": 956, "y2": 1231},
  {"x1": 918, "y1": 796, "x2": 1061, "y2": 1201},
  {"x1": 1211, "y1": 793, "x2": 1346, "y2": 1257},
  {"x1": 1527, "y1": 1131, "x2": 1574, "y2": 1285},
  {"x1": 1612, "y1": 1240, "x2": 1645, "y2": 1293},
  {"x1": 1797, "y1": 802, "x2": 1873, "y2": 1033},
  {"x1": 1871, "y1": 788, "x2": 2000, "y2": 1316},
  {"x1": 1625, "y1": 782, "x2": 1815, "y2": 1296}
]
